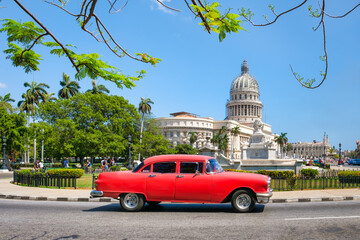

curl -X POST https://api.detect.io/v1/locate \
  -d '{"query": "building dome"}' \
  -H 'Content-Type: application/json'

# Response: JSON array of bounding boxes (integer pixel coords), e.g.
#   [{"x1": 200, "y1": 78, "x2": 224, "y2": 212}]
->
[
  {"x1": 231, "y1": 60, "x2": 259, "y2": 93},
  {"x1": 226, "y1": 60, "x2": 263, "y2": 126}
]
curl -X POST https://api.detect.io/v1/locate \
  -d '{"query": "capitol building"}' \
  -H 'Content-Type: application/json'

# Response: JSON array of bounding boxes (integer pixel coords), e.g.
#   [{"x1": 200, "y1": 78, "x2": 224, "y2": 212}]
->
[{"x1": 155, "y1": 60, "x2": 278, "y2": 160}]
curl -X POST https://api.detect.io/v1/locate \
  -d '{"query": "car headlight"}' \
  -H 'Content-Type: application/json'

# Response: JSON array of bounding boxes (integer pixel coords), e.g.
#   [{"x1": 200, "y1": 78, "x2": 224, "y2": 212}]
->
[{"x1": 267, "y1": 177, "x2": 271, "y2": 188}]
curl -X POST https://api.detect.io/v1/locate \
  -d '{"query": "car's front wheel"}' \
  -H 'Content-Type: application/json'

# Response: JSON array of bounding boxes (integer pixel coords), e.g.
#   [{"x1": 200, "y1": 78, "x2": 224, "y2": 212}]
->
[
  {"x1": 231, "y1": 190, "x2": 255, "y2": 213},
  {"x1": 120, "y1": 193, "x2": 145, "y2": 212}
]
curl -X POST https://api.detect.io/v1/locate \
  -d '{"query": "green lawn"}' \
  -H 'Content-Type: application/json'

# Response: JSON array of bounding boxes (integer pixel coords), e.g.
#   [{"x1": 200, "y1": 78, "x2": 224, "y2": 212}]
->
[{"x1": 76, "y1": 173, "x2": 99, "y2": 189}]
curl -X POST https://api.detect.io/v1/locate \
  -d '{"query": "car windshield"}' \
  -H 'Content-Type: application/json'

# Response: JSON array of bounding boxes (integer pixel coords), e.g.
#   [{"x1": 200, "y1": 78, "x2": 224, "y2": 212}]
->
[
  {"x1": 205, "y1": 159, "x2": 224, "y2": 173},
  {"x1": 132, "y1": 162, "x2": 144, "y2": 172}
]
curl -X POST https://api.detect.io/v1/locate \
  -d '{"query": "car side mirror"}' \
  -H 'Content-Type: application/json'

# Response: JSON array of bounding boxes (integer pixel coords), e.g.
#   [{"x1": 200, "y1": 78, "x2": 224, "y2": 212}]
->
[{"x1": 194, "y1": 170, "x2": 201, "y2": 176}]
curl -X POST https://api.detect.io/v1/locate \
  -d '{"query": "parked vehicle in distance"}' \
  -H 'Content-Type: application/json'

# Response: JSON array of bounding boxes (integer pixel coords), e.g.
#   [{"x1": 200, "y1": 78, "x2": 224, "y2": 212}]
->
[
  {"x1": 91, "y1": 155, "x2": 272, "y2": 213},
  {"x1": 349, "y1": 159, "x2": 360, "y2": 165}
]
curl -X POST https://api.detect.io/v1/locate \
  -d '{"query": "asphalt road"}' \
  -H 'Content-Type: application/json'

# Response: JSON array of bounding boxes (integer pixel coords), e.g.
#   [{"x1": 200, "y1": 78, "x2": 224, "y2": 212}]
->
[{"x1": 1, "y1": 200, "x2": 360, "y2": 240}]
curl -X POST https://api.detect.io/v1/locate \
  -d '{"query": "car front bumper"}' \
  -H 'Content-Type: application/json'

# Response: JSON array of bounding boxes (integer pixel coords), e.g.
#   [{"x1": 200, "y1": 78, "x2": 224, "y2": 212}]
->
[
  {"x1": 90, "y1": 190, "x2": 103, "y2": 198},
  {"x1": 256, "y1": 189, "x2": 273, "y2": 204}
]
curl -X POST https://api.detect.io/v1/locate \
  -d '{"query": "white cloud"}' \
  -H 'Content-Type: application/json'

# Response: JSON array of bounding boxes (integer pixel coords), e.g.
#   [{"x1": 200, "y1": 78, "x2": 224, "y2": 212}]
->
[
  {"x1": 153, "y1": 0, "x2": 175, "y2": 15},
  {"x1": 0, "y1": 83, "x2": 7, "y2": 89}
]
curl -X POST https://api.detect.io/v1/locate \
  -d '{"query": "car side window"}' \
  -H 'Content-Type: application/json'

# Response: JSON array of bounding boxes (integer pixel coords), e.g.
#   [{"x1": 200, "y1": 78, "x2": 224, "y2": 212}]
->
[
  {"x1": 141, "y1": 165, "x2": 151, "y2": 173},
  {"x1": 153, "y1": 162, "x2": 176, "y2": 173},
  {"x1": 180, "y1": 162, "x2": 203, "y2": 174}
]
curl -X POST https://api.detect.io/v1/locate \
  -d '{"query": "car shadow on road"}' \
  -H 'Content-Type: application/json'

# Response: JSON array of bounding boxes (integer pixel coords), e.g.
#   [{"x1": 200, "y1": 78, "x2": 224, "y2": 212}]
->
[{"x1": 83, "y1": 203, "x2": 265, "y2": 213}]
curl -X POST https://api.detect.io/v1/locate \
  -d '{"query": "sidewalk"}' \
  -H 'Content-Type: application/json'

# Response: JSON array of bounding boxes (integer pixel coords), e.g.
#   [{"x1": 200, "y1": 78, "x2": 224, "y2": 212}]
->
[{"x1": 0, "y1": 176, "x2": 359, "y2": 203}]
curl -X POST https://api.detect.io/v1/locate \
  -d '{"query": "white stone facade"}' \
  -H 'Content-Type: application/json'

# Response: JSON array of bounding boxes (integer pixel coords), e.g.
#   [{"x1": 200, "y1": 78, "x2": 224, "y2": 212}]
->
[
  {"x1": 291, "y1": 134, "x2": 331, "y2": 159},
  {"x1": 155, "y1": 60, "x2": 277, "y2": 160}
]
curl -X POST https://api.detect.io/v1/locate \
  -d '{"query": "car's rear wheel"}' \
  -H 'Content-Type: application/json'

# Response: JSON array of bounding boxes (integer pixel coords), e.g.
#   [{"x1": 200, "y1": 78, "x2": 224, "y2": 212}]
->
[
  {"x1": 231, "y1": 190, "x2": 255, "y2": 213},
  {"x1": 147, "y1": 201, "x2": 161, "y2": 206},
  {"x1": 120, "y1": 193, "x2": 145, "y2": 212}
]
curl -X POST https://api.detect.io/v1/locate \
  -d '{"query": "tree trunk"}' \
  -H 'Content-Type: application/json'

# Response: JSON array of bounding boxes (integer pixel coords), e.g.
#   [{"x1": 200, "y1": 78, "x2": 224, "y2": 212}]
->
[{"x1": 138, "y1": 114, "x2": 144, "y2": 162}]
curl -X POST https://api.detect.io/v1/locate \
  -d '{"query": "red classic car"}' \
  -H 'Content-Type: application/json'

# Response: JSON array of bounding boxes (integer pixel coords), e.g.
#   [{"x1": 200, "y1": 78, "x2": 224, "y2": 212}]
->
[{"x1": 90, "y1": 155, "x2": 272, "y2": 213}]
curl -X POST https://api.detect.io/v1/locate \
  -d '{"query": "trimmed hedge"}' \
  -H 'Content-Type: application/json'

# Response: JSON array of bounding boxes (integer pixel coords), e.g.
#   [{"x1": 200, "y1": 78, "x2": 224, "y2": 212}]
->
[
  {"x1": 301, "y1": 169, "x2": 319, "y2": 178},
  {"x1": 16, "y1": 169, "x2": 46, "y2": 177},
  {"x1": 257, "y1": 170, "x2": 294, "y2": 178},
  {"x1": 338, "y1": 171, "x2": 360, "y2": 183},
  {"x1": 338, "y1": 171, "x2": 360, "y2": 177},
  {"x1": 46, "y1": 168, "x2": 84, "y2": 178}
]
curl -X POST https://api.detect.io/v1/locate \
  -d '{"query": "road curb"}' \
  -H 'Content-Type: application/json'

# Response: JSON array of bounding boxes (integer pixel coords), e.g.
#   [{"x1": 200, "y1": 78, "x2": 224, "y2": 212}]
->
[
  {"x1": 269, "y1": 195, "x2": 360, "y2": 203},
  {"x1": 0, "y1": 194, "x2": 118, "y2": 202},
  {"x1": 1, "y1": 193, "x2": 360, "y2": 203}
]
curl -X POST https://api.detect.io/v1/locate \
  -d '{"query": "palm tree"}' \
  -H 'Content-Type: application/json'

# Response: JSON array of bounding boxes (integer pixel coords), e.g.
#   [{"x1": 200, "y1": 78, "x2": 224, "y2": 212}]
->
[
  {"x1": 219, "y1": 134, "x2": 229, "y2": 153},
  {"x1": 219, "y1": 126, "x2": 227, "y2": 135},
  {"x1": 18, "y1": 91, "x2": 33, "y2": 164},
  {"x1": 43, "y1": 93, "x2": 57, "y2": 103},
  {"x1": 18, "y1": 81, "x2": 49, "y2": 163},
  {"x1": 138, "y1": 97, "x2": 154, "y2": 161},
  {"x1": 21, "y1": 81, "x2": 50, "y2": 119},
  {"x1": 0, "y1": 93, "x2": 15, "y2": 112},
  {"x1": 18, "y1": 91, "x2": 35, "y2": 117},
  {"x1": 231, "y1": 126, "x2": 241, "y2": 158},
  {"x1": 274, "y1": 132, "x2": 288, "y2": 158},
  {"x1": 189, "y1": 132, "x2": 198, "y2": 146},
  {"x1": 86, "y1": 80, "x2": 109, "y2": 94},
  {"x1": 58, "y1": 73, "x2": 80, "y2": 99}
]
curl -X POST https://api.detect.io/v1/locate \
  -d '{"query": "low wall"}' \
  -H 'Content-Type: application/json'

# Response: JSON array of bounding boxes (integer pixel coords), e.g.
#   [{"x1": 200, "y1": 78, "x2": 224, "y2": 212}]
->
[{"x1": 237, "y1": 159, "x2": 303, "y2": 174}]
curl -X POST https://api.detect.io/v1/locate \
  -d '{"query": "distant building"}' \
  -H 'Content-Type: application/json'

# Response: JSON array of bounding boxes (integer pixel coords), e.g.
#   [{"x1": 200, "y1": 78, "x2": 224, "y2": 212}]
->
[
  {"x1": 291, "y1": 133, "x2": 331, "y2": 159},
  {"x1": 155, "y1": 60, "x2": 276, "y2": 159}
]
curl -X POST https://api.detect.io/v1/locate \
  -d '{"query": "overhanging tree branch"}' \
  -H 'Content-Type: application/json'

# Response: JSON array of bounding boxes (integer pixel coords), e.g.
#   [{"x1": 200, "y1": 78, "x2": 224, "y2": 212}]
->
[{"x1": 14, "y1": 0, "x2": 80, "y2": 72}]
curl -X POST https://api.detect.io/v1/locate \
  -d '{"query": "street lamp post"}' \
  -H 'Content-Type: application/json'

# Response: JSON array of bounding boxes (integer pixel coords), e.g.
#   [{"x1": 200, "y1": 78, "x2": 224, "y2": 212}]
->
[
  {"x1": 338, "y1": 143, "x2": 342, "y2": 165},
  {"x1": 1, "y1": 136, "x2": 7, "y2": 170},
  {"x1": 127, "y1": 135, "x2": 132, "y2": 170}
]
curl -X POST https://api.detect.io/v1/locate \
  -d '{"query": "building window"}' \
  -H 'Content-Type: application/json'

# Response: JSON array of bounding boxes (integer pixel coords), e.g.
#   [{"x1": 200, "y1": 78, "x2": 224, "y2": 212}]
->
[
  {"x1": 250, "y1": 95, "x2": 252, "y2": 100},
  {"x1": 239, "y1": 94, "x2": 242, "y2": 99},
  {"x1": 245, "y1": 94, "x2": 247, "y2": 99},
  {"x1": 235, "y1": 95, "x2": 237, "y2": 100},
  {"x1": 170, "y1": 132, "x2": 173, "y2": 137}
]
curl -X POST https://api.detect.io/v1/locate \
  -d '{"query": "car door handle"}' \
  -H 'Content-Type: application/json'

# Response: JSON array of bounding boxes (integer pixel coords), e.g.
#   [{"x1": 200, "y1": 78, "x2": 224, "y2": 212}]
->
[
  {"x1": 176, "y1": 175, "x2": 184, "y2": 178},
  {"x1": 148, "y1": 174, "x2": 156, "y2": 178}
]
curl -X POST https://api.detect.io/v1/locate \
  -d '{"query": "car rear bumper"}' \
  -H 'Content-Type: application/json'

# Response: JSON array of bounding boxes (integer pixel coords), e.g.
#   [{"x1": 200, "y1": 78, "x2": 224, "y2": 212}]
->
[
  {"x1": 256, "y1": 189, "x2": 273, "y2": 204},
  {"x1": 90, "y1": 190, "x2": 103, "y2": 198}
]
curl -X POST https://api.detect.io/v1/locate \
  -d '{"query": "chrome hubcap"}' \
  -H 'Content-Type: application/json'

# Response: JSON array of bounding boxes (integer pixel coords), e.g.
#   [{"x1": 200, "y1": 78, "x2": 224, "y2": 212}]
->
[
  {"x1": 236, "y1": 194, "x2": 251, "y2": 209},
  {"x1": 124, "y1": 193, "x2": 139, "y2": 209}
]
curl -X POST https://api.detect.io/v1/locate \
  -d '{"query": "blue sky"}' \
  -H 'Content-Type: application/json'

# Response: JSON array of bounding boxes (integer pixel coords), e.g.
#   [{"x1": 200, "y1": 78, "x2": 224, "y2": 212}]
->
[{"x1": 0, "y1": 0, "x2": 359, "y2": 151}]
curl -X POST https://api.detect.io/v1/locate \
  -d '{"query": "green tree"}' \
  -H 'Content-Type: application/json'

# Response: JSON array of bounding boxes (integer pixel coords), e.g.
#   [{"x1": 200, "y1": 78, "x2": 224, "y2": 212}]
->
[
  {"x1": 37, "y1": 92, "x2": 140, "y2": 165},
  {"x1": 174, "y1": 144, "x2": 198, "y2": 155},
  {"x1": 86, "y1": 80, "x2": 110, "y2": 95},
  {"x1": 1, "y1": 1, "x2": 357, "y2": 89},
  {"x1": 0, "y1": 106, "x2": 27, "y2": 168},
  {"x1": 42, "y1": 93, "x2": 57, "y2": 103},
  {"x1": 283, "y1": 143, "x2": 293, "y2": 157},
  {"x1": 211, "y1": 126, "x2": 229, "y2": 155},
  {"x1": 133, "y1": 118, "x2": 173, "y2": 159},
  {"x1": 189, "y1": 132, "x2": 198, "y2": 146},
  {"x1": 274, "y1": 132, "x2": 288, "y2": 158},
  {"x1": 19, "y1": 81, "x2": 49, "y2": 122},
  {"x1": 0, "y1": 93, "x2": 15, "y2": 113},
  {"x1": 137, "y1": 97, "x2": 154, "y2": 160},
  {"x1": 231, "y1": 126, "x2": 240, "y2": 157},
  {"x1": 58, "y1": 73, "x2": 80, "y2": 99}
]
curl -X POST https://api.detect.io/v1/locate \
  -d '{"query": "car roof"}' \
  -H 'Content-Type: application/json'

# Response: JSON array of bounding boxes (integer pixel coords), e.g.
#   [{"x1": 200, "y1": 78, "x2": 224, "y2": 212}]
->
[{"x1": 143, "y1": 155, "x2": 213, "y2": 165}]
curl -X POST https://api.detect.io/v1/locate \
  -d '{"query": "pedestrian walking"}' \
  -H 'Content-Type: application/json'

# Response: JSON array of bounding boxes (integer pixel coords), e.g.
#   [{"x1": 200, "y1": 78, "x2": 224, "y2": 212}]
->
[
  {"x1": 104, "y1": 158, "x2": 109, "y2": 172},
  {"x1": 39, "y1": 160, "x2": 44, "y2": 170},
  {"x1": 101, "y1": 158, "x2": 105, "y2": 172}
]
